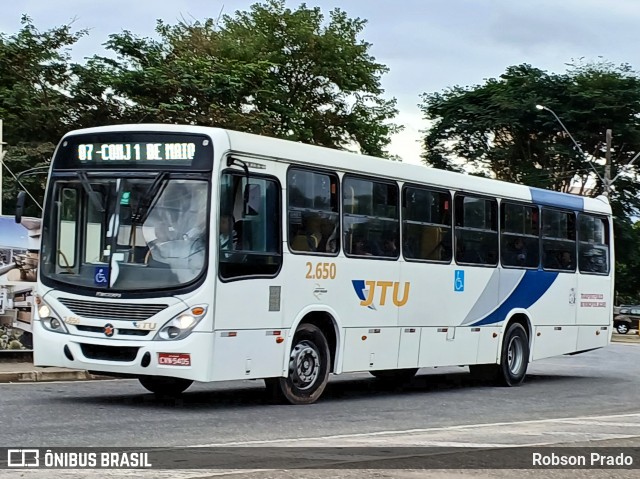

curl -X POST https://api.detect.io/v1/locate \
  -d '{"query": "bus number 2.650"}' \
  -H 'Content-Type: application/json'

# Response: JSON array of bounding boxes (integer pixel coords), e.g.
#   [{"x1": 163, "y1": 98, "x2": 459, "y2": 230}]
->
[{"x1": 305, "y1": 262, "x2": 337, "y2": 280}]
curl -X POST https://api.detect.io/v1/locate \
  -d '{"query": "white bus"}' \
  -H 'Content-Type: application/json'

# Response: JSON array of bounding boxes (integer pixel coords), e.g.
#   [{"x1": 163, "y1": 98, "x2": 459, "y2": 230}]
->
[{"x1": 28, "y1": 125, "x2": 613, "y2": 404}]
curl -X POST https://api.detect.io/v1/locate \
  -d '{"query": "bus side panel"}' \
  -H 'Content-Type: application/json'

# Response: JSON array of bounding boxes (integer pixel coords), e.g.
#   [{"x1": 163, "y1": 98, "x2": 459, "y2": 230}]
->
[
  {"x1": 531, "y1": 326, "x2": 578, "y2": 360},
  {"x1": 398, "y1": 327, "x2": 420, "y2": 368},
  {"x1": 529, "y1": 273, "x2": 577, "y2": 326},
  {"x1": 476, "y1": 326, "x2": 501, "y2": 364},
  {"x1": 398, "y1": 262, "x2": 450, "y2": 328},
  {"x1": 576, "y1": 274, "x2": 612, "y2": 325},
  {"x1": 341, "y1": 327, "x2": 401, "y2": 372},
  {"x1": 576, "y1": 325, "x2": 609, "y2": 352},
  {"x1": 214, "y1": 279, "x2": 285, "y2": 330},
  {"x1": 418, "y1": 326, "x2": 480, "y2": 367},
  {"x1": 211, "y1": 329, "x2": 289, "y2": 380}
]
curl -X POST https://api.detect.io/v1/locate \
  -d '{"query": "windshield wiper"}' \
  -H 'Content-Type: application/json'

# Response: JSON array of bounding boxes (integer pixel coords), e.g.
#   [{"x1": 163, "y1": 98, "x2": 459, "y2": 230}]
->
[
  {"x1": 76, "y1": 171, "x2": 105, "y2": 213},
  {"x1": 131, "y1": 171, "x2": 169, "y2": 224}
]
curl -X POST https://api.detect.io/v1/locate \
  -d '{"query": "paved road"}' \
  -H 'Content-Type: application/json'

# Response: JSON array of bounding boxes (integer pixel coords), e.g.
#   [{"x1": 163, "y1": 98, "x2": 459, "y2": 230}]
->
[
  {"x1": 0, "y1": 343, "x2": 638, "y2": 477},
  {"x1": 0, "y1": 343, "x2": 638, "y2": 447}
]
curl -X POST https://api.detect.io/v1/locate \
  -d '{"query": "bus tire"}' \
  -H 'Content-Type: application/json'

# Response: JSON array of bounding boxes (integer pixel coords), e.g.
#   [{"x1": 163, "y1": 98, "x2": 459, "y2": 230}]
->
[
  {"x1": 370, "y1": 368, "x2": 418, "y2": 383},
  {"x1": 138, "y1": 376, "x2": 193, "y2": 396},
  {"x1": 265, "y1": 323, "x2": 330, "y2": 405},
  {"x1": 497, "y1": 322, "x2": 529, "y2": 386},
  {"x1": 469, "y1": 323, "x2": 529, "y2": 386}
]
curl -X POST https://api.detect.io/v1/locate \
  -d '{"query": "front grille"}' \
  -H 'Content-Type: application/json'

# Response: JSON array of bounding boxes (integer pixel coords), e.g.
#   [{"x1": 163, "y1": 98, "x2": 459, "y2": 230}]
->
[
  {"x1": 118, "y1": 329, "x2": 150, "y2": 337},
  {"x1": 59, "y1": 298, "x2": 167, "y2": 321},
  {"x1": 80, "y1": 344, "x2": 139, "y2": 362},
  {"x1": 76, "y1": 325, "x2": 150, "y2": 337}
]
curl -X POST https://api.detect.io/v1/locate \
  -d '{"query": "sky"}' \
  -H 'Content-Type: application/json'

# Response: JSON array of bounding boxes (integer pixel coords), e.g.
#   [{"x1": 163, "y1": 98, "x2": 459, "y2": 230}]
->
[{"x1": 3, "y1": 0, "x2": 640, "y2": 165}]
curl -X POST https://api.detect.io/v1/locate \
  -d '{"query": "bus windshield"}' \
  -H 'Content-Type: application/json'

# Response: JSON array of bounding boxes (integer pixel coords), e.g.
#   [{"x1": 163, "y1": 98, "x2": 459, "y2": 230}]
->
[{"x1": 40, "y1": 174, "x2": 209, "y2": 292}]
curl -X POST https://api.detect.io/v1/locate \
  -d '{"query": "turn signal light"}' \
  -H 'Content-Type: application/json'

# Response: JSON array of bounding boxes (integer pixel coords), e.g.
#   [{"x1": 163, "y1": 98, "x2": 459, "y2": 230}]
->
[
  {"x1": 276, "y1": 337, "x2": 284, "y2": 343},
  {"x1": 361, "y1": 335, "x2": 367, "y2": 341},
  {"x1": 191, "y1": 307, "x2": 205, "y2": 316}
]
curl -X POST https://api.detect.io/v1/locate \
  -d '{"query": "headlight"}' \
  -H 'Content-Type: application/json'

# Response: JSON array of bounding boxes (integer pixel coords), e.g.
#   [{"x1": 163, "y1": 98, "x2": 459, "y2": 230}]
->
[
  {"x1": 39, "y1": 302, "x2": 69, "y2": 334},
  {"x1": 154, "y1": 305, "x2": 208, "y2": 341}
]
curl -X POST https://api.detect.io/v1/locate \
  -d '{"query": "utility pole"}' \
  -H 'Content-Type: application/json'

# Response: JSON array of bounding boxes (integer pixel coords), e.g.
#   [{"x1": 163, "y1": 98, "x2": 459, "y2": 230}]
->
[{"x1": 604, "y1": 129, "x2": 612, "y2": 198}]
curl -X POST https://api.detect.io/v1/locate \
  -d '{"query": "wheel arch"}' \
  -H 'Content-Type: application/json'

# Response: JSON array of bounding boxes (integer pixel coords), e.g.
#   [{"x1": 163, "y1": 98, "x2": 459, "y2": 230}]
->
[
  {"x1": 497, "y1": 310, "x2": 533, "y2": 363},
  {"x1": 282, "y1": 306, "x2": 343, "y2": 376}
]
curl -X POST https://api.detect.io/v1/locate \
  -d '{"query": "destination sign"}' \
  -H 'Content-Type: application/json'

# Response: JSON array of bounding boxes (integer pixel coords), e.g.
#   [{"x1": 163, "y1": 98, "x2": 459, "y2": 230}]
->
[
  {"x1": 53, "y1": 132, "x2": 213, "y2": 170},
  {"x1": 77, "y1": 142, "x2": 196, "y2": 162}
]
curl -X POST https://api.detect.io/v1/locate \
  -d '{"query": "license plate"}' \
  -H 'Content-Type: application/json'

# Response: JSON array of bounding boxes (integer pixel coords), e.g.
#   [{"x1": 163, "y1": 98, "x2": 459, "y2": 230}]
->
[{"x1": 158, "y1": 353, "x2": 191, "y2": 366}]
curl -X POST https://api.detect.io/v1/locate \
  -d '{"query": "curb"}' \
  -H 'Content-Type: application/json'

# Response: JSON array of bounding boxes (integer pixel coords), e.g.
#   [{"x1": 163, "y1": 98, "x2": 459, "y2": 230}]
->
[
  {"x1": 0, "y1": 370, "x2": 103, "y2": 383},
  {"x1": 612, "y1": 338, "x2": 640, "y2": 344}
]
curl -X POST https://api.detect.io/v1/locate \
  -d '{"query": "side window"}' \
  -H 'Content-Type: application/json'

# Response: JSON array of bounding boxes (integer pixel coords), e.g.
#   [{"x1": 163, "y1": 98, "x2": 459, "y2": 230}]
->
[
  {"x1": 454, "y1": 195, "x2": 498, "y2": 266},
  {"x1": 343, "y1": 177, "x2": 399, "y2": 258},
  {"x1": 218, "y1": 171, "x2": 281, "y2": 280},
  {"x1": 501, "y1": 203, "x2": 539, "y2": 268},
  {"x1": 578, "y1": 214, "x2": 609, "y2": 274},
  {"x1": 287, "y1": 169, "x2": 339, "y2": 254},
  {"x1": 58, "y1": 187, "x2": 78, "y2": 268},
  {"x1": 402, "y1": 186, "x2": 452, "y2": 262},
  {"x1": 541, "y1": 209, "x2": 576, "y2": 271}
]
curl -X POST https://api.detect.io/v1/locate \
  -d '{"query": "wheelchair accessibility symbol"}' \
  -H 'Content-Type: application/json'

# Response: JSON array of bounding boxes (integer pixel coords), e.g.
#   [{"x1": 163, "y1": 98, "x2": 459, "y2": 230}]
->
[
  {"x1": 454, "y1": 270, "x2": 465, "y2": 292},
  {"x1": 94, "y1": 267, "x2": 108, "y2": 286}
]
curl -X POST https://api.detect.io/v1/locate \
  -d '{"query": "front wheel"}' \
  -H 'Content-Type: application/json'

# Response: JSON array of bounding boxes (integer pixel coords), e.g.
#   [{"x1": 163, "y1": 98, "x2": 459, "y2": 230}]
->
[
  {"x1": 138, "y1": 376, "x2": 193, "y2": 396},
  {"x1": 265, "y1": 323, "x2": 330, "y2": 405}
]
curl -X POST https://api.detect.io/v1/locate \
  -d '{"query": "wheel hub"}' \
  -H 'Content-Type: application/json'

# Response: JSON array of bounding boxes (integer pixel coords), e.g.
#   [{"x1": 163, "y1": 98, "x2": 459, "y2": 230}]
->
[
  {"x1": 289, "y1": 340, "x2": 320, "y2": 390},
  {"x1": 507, "y1": 336, "x2": 524, "y2": 375}
]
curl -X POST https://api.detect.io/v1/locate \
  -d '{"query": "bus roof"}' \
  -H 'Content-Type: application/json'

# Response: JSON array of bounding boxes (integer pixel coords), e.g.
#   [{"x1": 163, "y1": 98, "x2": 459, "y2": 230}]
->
[{"x1": 60, "y1": 124, "x2": 612, "y2": 216}]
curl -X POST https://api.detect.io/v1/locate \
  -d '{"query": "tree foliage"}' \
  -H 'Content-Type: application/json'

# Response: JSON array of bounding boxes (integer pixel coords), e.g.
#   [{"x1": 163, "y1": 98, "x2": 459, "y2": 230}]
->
[
  {"x1": 86, "y1": 0, "x2": 399, "y2": 156},
  {"x1": 420, "y1": 61, "x2": 640, "y2": 301},
  {"x1": 1, "y1": 2, "x2": 399, "y2": 217},
  {"x1": 0, "y1": 15, "x2": 87, "y2": 216}
]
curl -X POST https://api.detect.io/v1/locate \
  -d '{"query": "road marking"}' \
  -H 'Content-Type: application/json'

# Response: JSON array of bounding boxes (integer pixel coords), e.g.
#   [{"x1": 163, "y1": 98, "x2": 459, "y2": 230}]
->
[{"x1": 192, "y1": 412, "x2": 640, "y2": 447}]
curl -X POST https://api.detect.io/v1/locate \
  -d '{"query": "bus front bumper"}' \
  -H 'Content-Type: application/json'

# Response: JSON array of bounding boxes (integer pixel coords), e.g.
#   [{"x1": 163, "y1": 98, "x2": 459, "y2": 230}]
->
[{"x1": 33, "y1": 321, "x2": 212, "y2": 382}]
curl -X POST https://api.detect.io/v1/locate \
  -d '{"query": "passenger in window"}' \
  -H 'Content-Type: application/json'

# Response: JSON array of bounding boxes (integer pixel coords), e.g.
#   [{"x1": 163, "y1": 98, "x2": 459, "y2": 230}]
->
[
  {"x1": 507, "y1": 237, "x2": 528, "y2": 266},
  {"x1": 456, "y1": 238, "x2": 481, "y2": 263},
  {"x1": 305, "y1": 216, "x2": 323, "y2": 252},
  {"x1": 352, "y1": 235, "x2": 373, "y2": 256},
  {"x1": 381, "y1": 234, "x2": 399, "y2": 258},
  {"x1": 557, "y1": 250, "x2": 573, "y2": 270},
  {"x1": 220, "y1": 214, "x2": 238, "y2": 250},
  {"x1": 324, "y1": 223, "x2": 338, "y2": 253}
]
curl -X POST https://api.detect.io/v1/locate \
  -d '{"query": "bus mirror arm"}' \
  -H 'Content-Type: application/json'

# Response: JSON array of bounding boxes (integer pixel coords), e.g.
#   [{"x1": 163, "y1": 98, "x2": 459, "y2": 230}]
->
[
  {"x1": 15, "y1": 191, "x2": 25, "y2": 224},
  {"x1": 227, "y1": 157, "x2": 253, "y2": 216}
]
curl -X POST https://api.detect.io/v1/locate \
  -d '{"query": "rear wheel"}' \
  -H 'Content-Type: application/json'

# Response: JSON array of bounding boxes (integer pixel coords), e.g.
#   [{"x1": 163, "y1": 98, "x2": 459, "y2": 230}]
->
[
  {"x1": 265, "y1": 323, "x2": 330, "y2": 405},
  {"x1": 498, "y1": 323, "x2": 529, "y2": 386},
  {"x1": 138, "y1": 376, "x2": 193, "y2": 396},
  {"x1": 370, "y1": 368, "x2": 418, "y2": 384},
  {"x1": 469, "y1": 322, "x2": 529, "y2": 386}
]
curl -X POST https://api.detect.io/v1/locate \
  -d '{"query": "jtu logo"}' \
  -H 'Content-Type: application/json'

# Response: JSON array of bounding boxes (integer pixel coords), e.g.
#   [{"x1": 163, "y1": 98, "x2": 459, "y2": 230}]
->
[{"x1": 352, "y1": 280, "x2": 410, "y2": 310}]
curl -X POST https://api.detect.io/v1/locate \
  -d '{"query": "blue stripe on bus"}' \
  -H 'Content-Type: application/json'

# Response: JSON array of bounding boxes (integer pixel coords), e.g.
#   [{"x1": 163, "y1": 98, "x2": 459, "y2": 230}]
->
[
  {"x1": 471, "y1": 270, "x2": 559, "y2": 326},
  {"x1": 529, "y1": 187, "x2": 584, "y2": 211}
]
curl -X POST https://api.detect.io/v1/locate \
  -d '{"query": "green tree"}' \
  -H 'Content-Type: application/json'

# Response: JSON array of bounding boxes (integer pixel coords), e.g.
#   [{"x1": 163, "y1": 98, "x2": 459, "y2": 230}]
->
[
  {"x1": 89, "y1": 0, "x2": 399, "y2": 156},
  {"x1": 0, "y1": 16, "x2": 87, "y2": 216},
  {"x1": 419, "y1": 61, "x2": 640, "y2": 301}
]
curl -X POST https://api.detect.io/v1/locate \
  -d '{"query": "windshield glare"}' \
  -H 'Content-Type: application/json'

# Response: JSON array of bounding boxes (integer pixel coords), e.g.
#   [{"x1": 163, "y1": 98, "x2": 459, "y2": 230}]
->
[{"x1": 41, "y1": 175, "x2": 209, "y2": 292}]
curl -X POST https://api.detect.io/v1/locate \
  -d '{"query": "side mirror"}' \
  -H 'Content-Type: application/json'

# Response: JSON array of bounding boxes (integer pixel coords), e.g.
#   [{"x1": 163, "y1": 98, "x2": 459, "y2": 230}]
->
[{"x1": 15, "y1": 191, "x2": 26, "y2": 224}]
